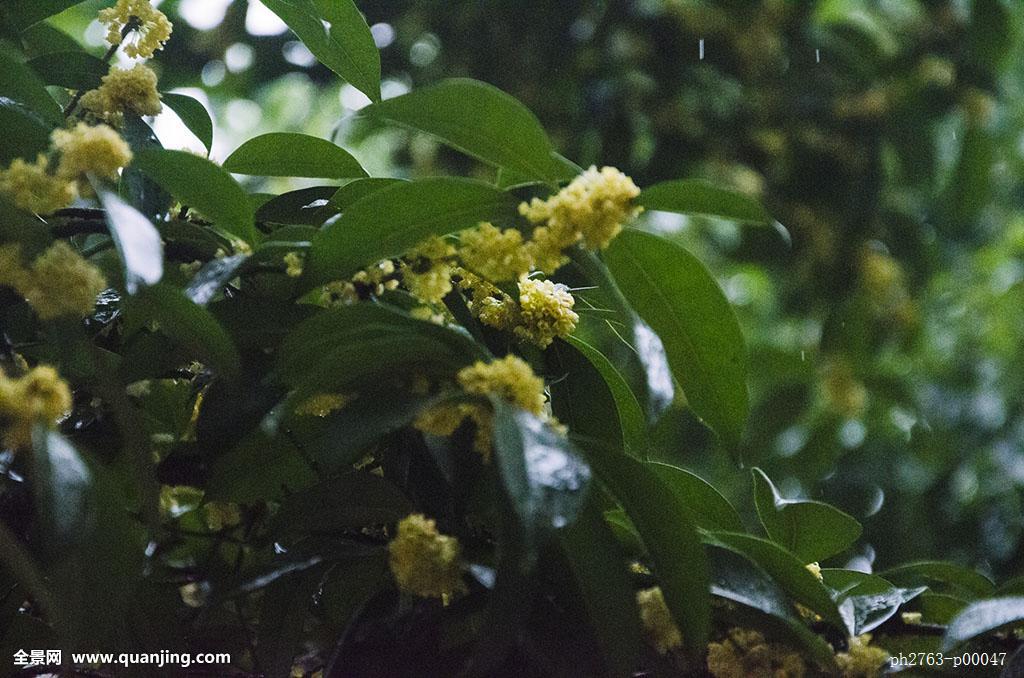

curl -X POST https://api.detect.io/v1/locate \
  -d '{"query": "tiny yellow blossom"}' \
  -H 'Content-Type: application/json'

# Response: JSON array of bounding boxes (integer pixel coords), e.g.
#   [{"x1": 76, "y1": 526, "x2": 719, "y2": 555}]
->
[
  {"x1": 402, "y1": 236, "x2": 455, "y2": 304},
  {"x1": 0, "y1": 365, "x2": 72, "y2": 450},
  {"x1": 203, "y1": 501, "x2": 242, "y2": 531},
  {"x1": 707, "y1": 628, "x2": 806, "y2": 678},
  {"x1": 458, "y1": 223, "x2": 534, "y2": 281},
  {"x1": 822, "y1": 360, "x2": 868, "y2": 418},
  {"x1": 0, "y1": 155, "x2": 77, "y2": 214},
  {"x1": 51, "y1": 123, "x2": 132, "y2": 191},
  {"x1": 159, "y1": 484, "x2": 204, "y2": 518},
  {"x1": 636, "y1": 587, "x2": 683, "y2": 654},
  {"x1": 901, "y1": 611, "x2": 922, "y2": 625},
  {"x1": 349, "y1": 259, "x2": 398, "y2": 297},
  {"x1": 0, "y1": 245, "x2": 29, "y2": 291},
  {"x1": 80, "y1": 64, "x2": 162, "y2": 123},
  {"x1": 294, "y1": 393, "x2": 350, "y2": 417},
  {"x1": 457, "y1": 355, "x2": 546, "y2": 415},
  {"x1": 321, "y1": 280, "x2": 359, "y2": 307},
  {"x1": 284, "y1": 252, "x2": 304, "y2": 278},
  {"x1": 836, "y1": 634, "x2": 889, "y2": 678},
  {"x1": 806, "y1": 562, "x2": 823, "y2": 581},
  {"x1": 97, "y1": 0, "x2": 173, "y2": 59},
  {"x1": 514, "y1": 277, "x2": 578, "y2": 348},
  {"x1": 414, "y1": 401, "x2": 492, "y2": 457},
  {"x1": 388, "y1": 513, "x2": 464, "y2": 599},
  {"x1": 23, "y1": 242, "x2": 107, "y2": 320}
]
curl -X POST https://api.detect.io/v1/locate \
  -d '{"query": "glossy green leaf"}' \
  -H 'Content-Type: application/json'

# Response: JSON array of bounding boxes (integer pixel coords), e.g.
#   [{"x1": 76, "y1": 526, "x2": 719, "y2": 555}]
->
[
  {"x1": 130, "y1": 283, "x2": 241, "y2": 378},
  {"x1": 184, "y1": 255, "x2": 249, "y2": 306},
  {"x1": 324, "y1": 177, "x2": 404, "y2": 214},
  {"x1": 752, "y1": 468, "x2": 862, "y2": 563},
  {"x1": 941, "y1": 597, "x2": 1024, "y2": 650},
  {"x1": 0, "y1": 96, "x2": 51, "y2": 163},
  {"x1": 98, "y1": 189, "x2": 164, "y2": 294},
  {"x1": 223, "y1": 133, "x2": 367, "y2": 179},
  {"x1": 118, "y1": 115, "x2": 171, "y2": 223},
  {"x1": 638, "y1": 180, "x2": 773, "y2": 225},
  {"x1": 27, "y1": 50, "x2": 107, "y2": 90},
  {"x1": 881, "y1": 561, "x2": 995, "y2": 600},
  {"x1": 916, "y1": 592, "x2": 969, "y2": 625},
  {"x1": 582, "y1": 448, "x2": 710, "y2": 657},
  {"x1": 359, "y1": 78, "x2": 571, "y2": 182},
  {"x1": 821, "y1": 569, "x2": 926, "y2": 636},
  {"x1": 161, "y1": 92, "x2": 214, "y2": 152},
  {"x1": 256, "y1": 186, "x2": 338, "y2": 225},
  {"x1": 548, "y1": 339, "x2": 630, "y2": 456},
  {"x1": 604, "y1": 229, "x2": 749, "y2": 448},
  {"x1": 307, "y1": 177, "x2": 517, "y2": 284},
  {"x1": 649, "y1": 463, "x2": 743, "y2": 532},
  {"x1": 1, "y1": 0, "x2": 82, "y2": 30},
  {"x1": 705, "y1": 531, "x2": 846, "y2": 629},
  {"x1": 260, "y1": 0, "x2": 380, "y2": 101},
  {"x1": 133, "y1": 149, "x2": 257, "y2": 243},
  {"x1": 0, "y1": 51, "x2": 61, "y2": 125}
]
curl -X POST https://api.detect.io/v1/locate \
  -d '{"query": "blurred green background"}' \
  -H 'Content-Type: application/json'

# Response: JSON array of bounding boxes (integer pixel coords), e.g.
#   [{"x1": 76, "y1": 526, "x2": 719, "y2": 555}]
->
[{"x1": 47, "y1": 0, "x2": 1024, "y2": 577}]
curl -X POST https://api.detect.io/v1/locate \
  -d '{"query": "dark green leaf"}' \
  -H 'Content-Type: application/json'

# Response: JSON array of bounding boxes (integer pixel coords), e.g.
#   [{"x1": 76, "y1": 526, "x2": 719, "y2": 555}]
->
[
  {"x1": 881, "y1": 561, "x2": 995, "y2": 600},
  {"x1": 0, "y1": 96, "x2": 52, "y2": 164},
  {"x1": 752, "y1": 468, "x2": 862, "y2": 563},
  {"x1": 27, "y1": 50, "x2": 107, "y2": 90},
  {"x1": 307, "y1": 177, "x2": 517, "y2": 285},
  {"x1": 256, "y1": 569, "x2": 324, "y2": 678},
  {"x1": 967, "y1": 0, "x2": 1015, "y2": 71},
  {"x1": 916, "y1": 592, "x2": 969, "y2": 625},
  {"x1": 272, "y1": 473, "x2": 412, "y2": 536},
  {"x1": 604, "y1": 229, "x2": 749, "y2": 448},
  {"x1": 0, "y1": 51, "x2": 62, "y2": 124},
  {"x1": 223, "y1": 132, "x2": 366, "y2": 179},
  {"x1": 821, "y1": 569, "x2": 926, "y2": 636},
  {"x1": 133, "y1": 149, "x2": 257, "y2": 243},
  {"x1": 185, "y1": 255, "x2": 248, "y2": 306},
  {"x1": 2, "y1": 0, "x2": 82, "y2": 31},
  {"x1": 359, "y1": 78, "x2": 572, "y2": 183},
  {"x1": 324, "y1": 177, "x2": 404, "y2": 213},
  {"x1": 547, "y1": 339, "x2": 629, "y2": 456},
  {"x1": 942, "y1": 597, "x2": 1024, "y2": 651},
  {"x1": 649, "y1": 463, "x2": 743, "y2": 532},
  {"x1": 205, "y1": 430, "x2": 317, "y2": 503},
  {"x1": 161, "y1": 92, "x2": 214, "y2": 152},
  {"x1": 118, "y1": 115, "x2": 171, "y2": 223},
  {"x1": 260, "y1": 0, "x2": 380, "y2": 101},
  {"x1": 98, "y1": 189, "x2": 164, "y2": 294},
  {"x1": 638, "y1": 180, "x2": 773, "y2": 225},
  {"x1": 256, "y1": 186, "x2": 338, "y2": 225},
  {"x1": 582, "y1": 448, "x2": 710, "y2": 657}
]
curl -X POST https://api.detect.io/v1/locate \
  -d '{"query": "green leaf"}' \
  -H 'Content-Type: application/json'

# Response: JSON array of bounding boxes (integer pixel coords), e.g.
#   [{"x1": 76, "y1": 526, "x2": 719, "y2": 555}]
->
[
  {"x1": 185, "y1": 255, "x2": 249, "y2": 306},
  {"x1": 118, "y1": 115, "x2": 171, "y2": 223},
  {"x1": 0, "y1": 51, "x2": 61, "y2": 125},
  {"x1": 821, "y1": 569, "x2": 926, "y2": 636},
  {"x1": 1, "y1": 0, "x2": 82, "y2": 31},
  {"x1": 205, "y1": 429, "x2": 317, "y2": 503},
  {"x1": 98, "y1": 189, "x2": 164, "y2": 294},
  {"x1": 604, "y1": 229, "x2": 749, "y2": 449},
  {"x1": 260, "y1": 0, "x2": 380, "y2": 101},
  {"x1": 942, "y1": 597, "x2": 1024, "y2": 651},
  {"x1": 133, "y1": 149, "x2": 257, "y2": 243},
  {"x1": 324, "y1": 177, "x2": 404, "y2": 213},
  {"x1": 880, "y1": 561, "x2": 995, "y2": 600},
  {"x1": 648, "y1": 463, "x2": 743, "y2": 532},
  {"x1": 161, "y1": 92, "x2": 214, "y2": 153},
  {"x1": 359, "y1": 78, "x2": 571, "y2": 183},
  {"x1": 638, "y1": 180, "x2": 773, "y2": 225},
  {"x1": 27, "y1": 50, "x2": 107, "y2": 90},
  {"x1": 704, "y1": 531, "x2": 846, "y2": 629},
  {"x1": 582, "y1": 448, "x2": 710, "y2": 657},
  {"x1": 223, "y1": 132, "x2": 367, "y2": 179},
  {"x1": 130, "y1": 283, "x2": 242, "y2": 378},
  {"x1": 967, "y1": 0, "x2": 1015, "y2": 71},
  {"x1": 271, "y1": 473, "x2": 412, "y2": 536},
  {"x1": 0, "y1": 96, "x2": 52, "y2": 163},
  {"x1": 256, "y1": 568, "x2": 324, "y2": 678},
  {"x1": 256, "y1": 186, "x2": 338, "y2": 225},
  {"x1": 752, "y1": 468, "x2": 862, "y2": 563},
  {"x1": 307, "y1": 177, "x2": 518, "y2": 284},
  {"x1": 916, "y1": 592, "x2": 970, "y2": 625}
]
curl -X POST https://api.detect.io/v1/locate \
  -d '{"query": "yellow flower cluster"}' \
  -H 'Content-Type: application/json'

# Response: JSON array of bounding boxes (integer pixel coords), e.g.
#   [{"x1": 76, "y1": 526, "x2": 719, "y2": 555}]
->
[
  {"x1": 387, "y1": 513, "x2": 464, "y2": 599},
  {"x1": 514, "y1": 278, "x2": 578, "y2": 348},
  {"x1": 51, "y1": 122, "x2": 133, "y2": 193},
  {"x1": 283, "y1": 252, "x2": 304, "y2": 278},
  {"x1": 458, "y1": 223, "x2": 533, "y2": 282},
  {"x1": 203, "y1": 501, "x2": 242, "y2": 531},
  {"x1": 0, "y1": 155, "x2": 77, "y2": 214},
  {"x1": 294, "y1": 393, "x2": 350, "y2": 417},
  {"x1": 456, "y1": 355, "x2": 547, "y2": 415},
  {"x1": 836, "y1": 634, "x2": 889, "y2": 678},
  {"x1": 81, "y1": 64, "x2": 162, "y2": 123},
  {"x1": 519, "y1": 166, "x2": 642, "y2": 272},
  {"x1": 414, "y1": 402, "x2": 493, "y2": 456},
  {"x1": 401, "y1": 236, "x2": 456, "y2": 304},
  {"x1": 98, "y1": 0, "x2": 173, "y2": 59},
  {"x1": 707, "y1": 628, "x2": 806, "y2": 678},
  {"x1": 636, "y1": 587, "x2": 683, "y2": 654},
  {"x1": 0, "y1": 242, "x2": 107, "y2": 320},
  {"x1": 806, "y1": 562, "x2": 823, "y2": 580},
  {"x1": 321, "y1": 260, "x2": 399, "y2": 307},
  {"x1": 0, "y1": 365, "x2": 72, "y2": 450}
]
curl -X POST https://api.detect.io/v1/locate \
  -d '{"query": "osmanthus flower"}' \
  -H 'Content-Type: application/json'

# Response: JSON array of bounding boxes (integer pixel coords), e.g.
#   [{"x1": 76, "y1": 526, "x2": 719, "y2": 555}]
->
[
  {"x1": 293, "y1": 393, "x2": 351, "y2": 417},
  {"x1": 0, "y1": 365, "x2": 72, "y2": 450},
  {"x1": 51, "y1": 123, "x2": 133, "y2": 192},
  {"x1": 514, "y1": 277, "x2": 578, "y2": 348},
  {"x1": 519, "y1": 165, "x2": 642, "y2": 273},
  {"x1": 835, "y1": 634, "x2": 889, "y2": 678},
  {"x1": 98, "y1": 0, "x2": 173, "y2": 59},
  {"x1": 0, "y1": 243, "x2": 107, "y2": 321},
  {"x1": 283, "y1": 252, "x2": 304, "y2": 278},
  {"x1": 80, "y1": 64, "x2": 163, "y2": 123},
  {"x1": 401, "y1": 235, "x2": 456, "y2": 304},
  {"x1": 387, "y1": 513, "x2": 464, "y2": 599},
  {"x1": 457, "y1": 222, "x2": 534, "y2": 281},
  {"x1": 707, "y1": 628, "x2": 806, "y2": 678},
  {"x1": 0, "y1": 155, "x2": 77, "y2": 214},
  {"x1": 636, "y1": 586, "x2": 683, "y2": 655}
]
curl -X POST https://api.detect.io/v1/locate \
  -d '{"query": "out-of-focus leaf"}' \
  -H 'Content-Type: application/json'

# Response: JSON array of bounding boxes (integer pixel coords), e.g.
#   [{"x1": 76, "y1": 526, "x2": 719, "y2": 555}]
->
[
  {"x1": 0, "y1": 51, "x2": 62, "y2": 124},
  {"x1": 941, "y1": 597, "x2": 1024, "y2": 651},
  {"x1": 133, "y1": 149, "x2": 257, "y2": 243},
  {"x1": 307, "y1": 177, "x2": 517, "y2": 285},
  {"x1": 752, "y1": 468, "x2": 862, "y2": 563},
  {"x1": 0, "y1": 96, "x2": 51, "y2": 164},
  {"x1": 822, "y1": 569, "x2": 926, "y2": 636},
  {"x1": 161, "y1": 93, "x2": 214, "y2": 153},
  {"x1": 967, "y1": 0, "x2": 1015, "y2": 71},
  {"x1": 204, "y1": 430, "x2": 317, "y2": 503},
  {"x1": 649, "y1": 463, "x2": 743, "y2": 532},
  {"x1": 98, "y1": 189, "x2": 164, "y2": 294},
  {"x1": 272, "y1": 473, "x2": 411, "y2": 536},
  {"x1": 638, "y1": 180, "x2": 773, "y2": 225},
  {"x1": 255, "y1": 568, "x2": 325, "y2": 678},
  {"x1": 941, "y1": 124, "x2": 995, "y2": 230},
  {"x1": 223, "y1": 133, "x2": 366, "y2": 179},
  {"x1": 604, "y1": 230, "x2": 749, "y2": 449},
  {"x1": 1, "y1": 0, "x2": 82, "y2": 30},
  {"x1": 184, "y1": 255, "x2": 248, "y2": 306},
  {"x1": 881, "y1": 561, "x2": 995, "y2": 600},
  {"x1": 27, "y1": 50, "x2": 107, "y2": 90},
  {"x1": 261, "y1": 0, "x2": 380, "y2": 101},
  {"x1": 359, "y1": 78, "x2": 573, "y2": 183}
]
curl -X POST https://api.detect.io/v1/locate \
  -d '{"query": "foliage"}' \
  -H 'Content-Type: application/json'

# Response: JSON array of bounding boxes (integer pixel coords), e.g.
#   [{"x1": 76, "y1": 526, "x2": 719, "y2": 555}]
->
[{"x1": 0, "y1": 1, "x2": 1022, "y2": 677}]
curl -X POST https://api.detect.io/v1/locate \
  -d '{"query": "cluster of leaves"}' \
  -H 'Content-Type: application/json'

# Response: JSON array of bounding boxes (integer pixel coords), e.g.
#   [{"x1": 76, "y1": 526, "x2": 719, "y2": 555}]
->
[{"x1": 0, "y1": 1, "x2": 1022, "y2": 677}]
